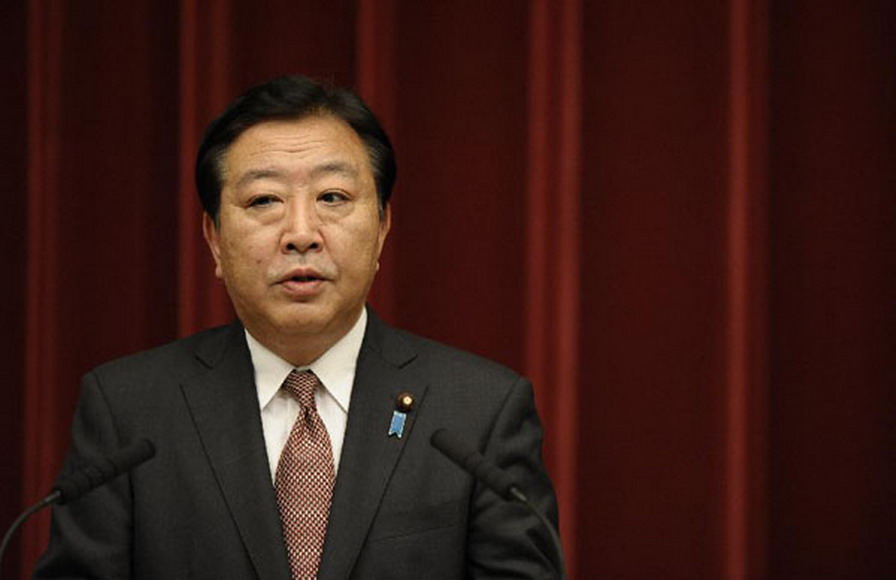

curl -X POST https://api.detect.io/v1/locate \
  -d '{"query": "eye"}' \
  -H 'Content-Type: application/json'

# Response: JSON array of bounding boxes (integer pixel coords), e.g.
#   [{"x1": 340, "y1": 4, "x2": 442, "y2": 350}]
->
[
  {"x1": 319, "y1": 191, "x2": 350, "y2": 204},
  {"x1": 247, "y1": 194, "x2": 279, "y2": 208}
]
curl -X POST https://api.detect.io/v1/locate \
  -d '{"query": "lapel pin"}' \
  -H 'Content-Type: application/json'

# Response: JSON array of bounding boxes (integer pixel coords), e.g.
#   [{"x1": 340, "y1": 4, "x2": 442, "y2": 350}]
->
[
  {"x1": 396, "y1": 392, "x2": 414, "y2": 413},
  {"x1": 388, "y1": 392, "x2": 415, "y2": 438}
]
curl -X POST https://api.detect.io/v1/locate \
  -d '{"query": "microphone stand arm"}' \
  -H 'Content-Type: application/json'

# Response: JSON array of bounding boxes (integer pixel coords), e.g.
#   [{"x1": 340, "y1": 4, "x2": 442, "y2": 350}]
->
[{"x1": 0, "y1": 491, "x2": 61, "y2": 580}]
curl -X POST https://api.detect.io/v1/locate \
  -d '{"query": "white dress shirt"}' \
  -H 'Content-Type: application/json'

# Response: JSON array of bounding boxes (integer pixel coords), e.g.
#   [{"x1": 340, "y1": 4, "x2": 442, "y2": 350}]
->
[{"x1": 245, "y1": 309, "x2": 366, "y2": 481}]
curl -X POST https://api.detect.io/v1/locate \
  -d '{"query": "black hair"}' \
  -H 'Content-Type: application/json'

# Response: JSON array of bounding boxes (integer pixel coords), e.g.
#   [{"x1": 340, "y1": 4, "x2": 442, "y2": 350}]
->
[{"x1": 195, "y1": 75, "x2": 396, "y2": 221}]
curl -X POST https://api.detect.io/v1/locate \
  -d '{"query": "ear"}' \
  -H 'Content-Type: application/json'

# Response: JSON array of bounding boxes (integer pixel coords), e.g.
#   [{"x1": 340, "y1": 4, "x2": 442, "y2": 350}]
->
[
  {"x1": 202, "y1": 213, "x2": 224, "y2": 279},
  {"x1": 377, "y1": 203, "x2": 392, "y2": 258}
]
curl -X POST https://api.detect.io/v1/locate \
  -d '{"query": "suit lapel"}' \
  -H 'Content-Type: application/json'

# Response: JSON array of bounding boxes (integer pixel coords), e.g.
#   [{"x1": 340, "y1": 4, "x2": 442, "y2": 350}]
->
[
  {"x1": 180, "y1": 324, "x2": 291, "y2": 580},
  {"x1": 318, "y1": 312, "x2": 427, "y2": 580}
]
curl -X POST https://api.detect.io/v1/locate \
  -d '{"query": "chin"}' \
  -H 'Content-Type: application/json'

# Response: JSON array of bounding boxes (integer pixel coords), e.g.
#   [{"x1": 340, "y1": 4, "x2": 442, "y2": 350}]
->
[
  {"x1": 279, "y1": 306, "x2": 354, "y2": 334},
  {"x1": 273, "y1": 315, "x2": 332, "y2": 336},
  {"x1": 245, "y1": 301, "x2": 361, "y2": 340}
]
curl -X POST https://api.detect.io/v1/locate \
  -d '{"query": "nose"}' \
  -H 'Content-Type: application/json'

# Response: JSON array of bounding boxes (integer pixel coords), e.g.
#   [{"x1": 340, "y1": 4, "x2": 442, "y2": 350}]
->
[{"x1": 281, "y1": 198, "x2": 323, "y2": 254}]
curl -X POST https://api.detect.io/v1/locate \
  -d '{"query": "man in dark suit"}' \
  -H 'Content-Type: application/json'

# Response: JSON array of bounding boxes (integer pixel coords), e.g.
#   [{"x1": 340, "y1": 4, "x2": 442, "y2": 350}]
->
[{"x1": 34, "y1": 75, "x2": 559, "y2": 579}]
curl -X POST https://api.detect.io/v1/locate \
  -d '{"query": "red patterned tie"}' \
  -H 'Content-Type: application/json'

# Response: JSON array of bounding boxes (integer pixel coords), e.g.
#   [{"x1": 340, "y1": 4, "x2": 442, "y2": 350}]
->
[{"x1": 275, "y1": 370, "x2": 335, "y2": 579}]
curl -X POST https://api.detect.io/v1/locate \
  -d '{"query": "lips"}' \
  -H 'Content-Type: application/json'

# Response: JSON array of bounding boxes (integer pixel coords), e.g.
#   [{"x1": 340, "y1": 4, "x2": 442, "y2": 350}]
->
[
  {"x1": 275, "y1": 267, "x2": 329, "y2": 298},
  {"x1": 277, "y1": 267, "x2": 327, "y2": 284}
]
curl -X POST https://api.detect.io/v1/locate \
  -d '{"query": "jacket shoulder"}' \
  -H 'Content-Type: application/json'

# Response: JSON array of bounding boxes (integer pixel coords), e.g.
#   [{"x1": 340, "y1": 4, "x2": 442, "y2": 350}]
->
[
  {"x1": 375, "y1": 322, "x2": 526, "y2": 397},
  {"x1": 88, "y1": 323, "x2": 240, "y2": 387},
  {"x1": 404, "y1": 328, "x2": 517, "y2": 371}
]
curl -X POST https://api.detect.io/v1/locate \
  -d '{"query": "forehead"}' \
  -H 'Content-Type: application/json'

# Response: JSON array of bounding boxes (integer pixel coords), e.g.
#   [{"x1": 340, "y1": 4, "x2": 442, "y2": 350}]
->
[{"x1": 222, "y1": 115, "x2": 373, "y2": 181}]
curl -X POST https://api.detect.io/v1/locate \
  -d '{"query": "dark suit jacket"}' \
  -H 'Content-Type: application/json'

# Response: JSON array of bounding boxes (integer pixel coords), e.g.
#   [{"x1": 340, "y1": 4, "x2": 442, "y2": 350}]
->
[{"x1": 34, "y1": 309, "x2": 559, "y2": 579}]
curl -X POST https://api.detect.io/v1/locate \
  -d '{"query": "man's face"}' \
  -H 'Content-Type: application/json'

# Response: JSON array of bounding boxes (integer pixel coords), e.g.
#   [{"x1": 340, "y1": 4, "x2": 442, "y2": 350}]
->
[{"x1": 203, "y1": 115, "x2": 390, "y2": 362}]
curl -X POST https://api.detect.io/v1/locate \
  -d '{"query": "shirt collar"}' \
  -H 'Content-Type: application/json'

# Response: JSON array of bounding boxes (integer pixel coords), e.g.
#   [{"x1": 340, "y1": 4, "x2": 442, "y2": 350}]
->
[{"x1": 246, "y1": 308, "x2": 367, "y2": 414}]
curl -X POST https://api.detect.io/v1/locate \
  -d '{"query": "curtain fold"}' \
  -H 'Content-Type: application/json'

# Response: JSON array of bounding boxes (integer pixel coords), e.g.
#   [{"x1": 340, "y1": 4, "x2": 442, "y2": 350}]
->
[
  {"x1": 22, "y1": 0, "x2": 64, "y2": 567},
  {"x1": 0, "y1": 2, "x2": 28, "y2": 576},
  {"x1": 724, "y1": 0, "x2": 769, "y2": 578},
  {"x1": 176, "y1": 0, "x2": 235, "y2": 336},
  {"x1": 525, "y1": 0, "x2": 582, "y2": 573}
]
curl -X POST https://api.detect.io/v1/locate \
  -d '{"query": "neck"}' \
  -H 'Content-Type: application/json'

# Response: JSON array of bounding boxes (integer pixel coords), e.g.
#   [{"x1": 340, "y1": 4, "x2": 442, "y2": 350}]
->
[{"x1": 245, "y1": 309, "x2": 364, "y2": 367}]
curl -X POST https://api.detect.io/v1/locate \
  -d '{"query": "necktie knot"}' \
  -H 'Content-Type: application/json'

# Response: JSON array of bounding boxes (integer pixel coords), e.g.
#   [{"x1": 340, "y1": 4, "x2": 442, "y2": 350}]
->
[{"x1": 283, "y1": 369, "x2": 320, "y2": 410}]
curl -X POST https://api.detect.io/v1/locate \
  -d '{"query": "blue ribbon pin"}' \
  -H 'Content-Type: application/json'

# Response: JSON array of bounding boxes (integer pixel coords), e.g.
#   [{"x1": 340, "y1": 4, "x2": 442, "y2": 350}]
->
[{"x1": 388, "y1": 410, "x2": 407, "y2": 438}]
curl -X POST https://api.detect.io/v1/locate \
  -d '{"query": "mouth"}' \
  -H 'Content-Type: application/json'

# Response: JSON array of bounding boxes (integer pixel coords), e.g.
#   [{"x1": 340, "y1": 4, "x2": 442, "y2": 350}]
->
[
  {"x1": 277, "y1": 267, "x2": 328, "y2": 284},
  {"x1": 276, "y1": 269, "x2": 329, "y2": 298}
]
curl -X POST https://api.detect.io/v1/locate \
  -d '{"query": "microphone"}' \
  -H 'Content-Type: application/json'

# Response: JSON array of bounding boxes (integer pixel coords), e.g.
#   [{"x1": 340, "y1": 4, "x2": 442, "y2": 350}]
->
[
  {"x1": 0, "y1": 439, "x2": 155, "y2": 578},
  {"x1": 430, "y1": 429, "x2": 566, "y2": 579},
  {"x1": 430, "y1": 429, "x2": 526, "y2": 502},
  {"x1": 52, "y1": 439, "x2": 156, "y2": 504}
]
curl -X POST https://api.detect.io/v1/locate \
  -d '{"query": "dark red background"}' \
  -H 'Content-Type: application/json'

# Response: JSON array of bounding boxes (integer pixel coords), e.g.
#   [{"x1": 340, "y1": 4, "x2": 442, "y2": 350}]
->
[{"x1": 2, "y1": 1, "x2": 894, "y2": 578}]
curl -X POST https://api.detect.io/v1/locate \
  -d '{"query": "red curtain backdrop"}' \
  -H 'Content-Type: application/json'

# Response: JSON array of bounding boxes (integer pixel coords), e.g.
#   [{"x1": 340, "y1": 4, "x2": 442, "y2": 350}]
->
[{"x1": 2, "y1": 1, "x2": 894, "y2": 578}]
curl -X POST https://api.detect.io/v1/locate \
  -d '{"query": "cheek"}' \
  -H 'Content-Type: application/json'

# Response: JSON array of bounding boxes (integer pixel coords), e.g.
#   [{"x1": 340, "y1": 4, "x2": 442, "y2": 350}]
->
[
  {"x1": 220, "y1": 235, "x2": 269, "y2": 274},
  {"x1": 342, "y1": 227, "x2": 384, "y2": 266}
]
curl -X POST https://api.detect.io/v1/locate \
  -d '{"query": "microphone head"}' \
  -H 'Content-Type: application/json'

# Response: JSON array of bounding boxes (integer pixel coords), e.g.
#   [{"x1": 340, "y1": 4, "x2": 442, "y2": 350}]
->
[
  {"x1": 54, "y1": 439, "x2": 156, "y2": 504},
  {"x1": 430, "y1": 429, "x2": 518, "y2": 500},
  {"x1": 430, "y1": 429, "x2": 470, "y2": 464},
  {"x1": 115, "y1": 439, "x2": 156, "y2": 468}
]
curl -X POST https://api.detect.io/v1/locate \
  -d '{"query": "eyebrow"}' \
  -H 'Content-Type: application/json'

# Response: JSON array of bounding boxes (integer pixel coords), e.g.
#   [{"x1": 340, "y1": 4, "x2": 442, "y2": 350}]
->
[
  {"x1": 310, "y1": 161, "x2": 359, "y2": 180},
  {"x1": 232, "y1": 168, "x2": 288, "y2": 190},
  {"x1": 232, "y1": 162, "x2": 360, "y2": 190}
]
